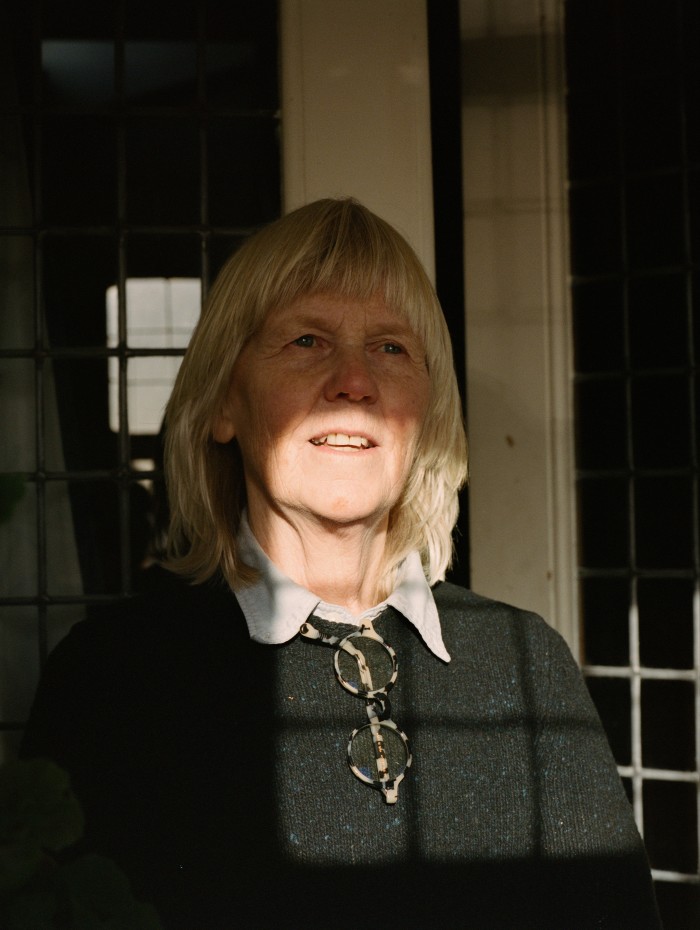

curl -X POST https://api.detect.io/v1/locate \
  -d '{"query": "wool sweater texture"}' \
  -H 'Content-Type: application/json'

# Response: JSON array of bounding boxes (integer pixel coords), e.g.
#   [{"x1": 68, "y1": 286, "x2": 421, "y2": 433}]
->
[{"x1": 22, "y1": 574, "x2": 661, "y2": 929}]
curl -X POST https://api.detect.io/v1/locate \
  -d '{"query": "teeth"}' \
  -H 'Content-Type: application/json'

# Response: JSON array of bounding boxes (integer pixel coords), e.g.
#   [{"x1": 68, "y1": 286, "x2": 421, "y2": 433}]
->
[{"x1": 311, "y1": 433, "x2": 370, "y2": 448}]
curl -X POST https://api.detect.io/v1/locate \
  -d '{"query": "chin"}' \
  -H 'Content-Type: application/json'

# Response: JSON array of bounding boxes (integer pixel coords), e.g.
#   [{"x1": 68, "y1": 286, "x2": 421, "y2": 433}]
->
[{"x1": 310, "y1": 499, "x2": 391, "y2": 528}]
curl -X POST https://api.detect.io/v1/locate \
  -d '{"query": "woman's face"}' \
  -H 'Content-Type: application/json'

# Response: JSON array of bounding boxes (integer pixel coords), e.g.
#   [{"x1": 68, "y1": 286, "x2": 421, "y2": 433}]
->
[{"x1": 214, "y1": 291, "x2": 430, "y2": 533}]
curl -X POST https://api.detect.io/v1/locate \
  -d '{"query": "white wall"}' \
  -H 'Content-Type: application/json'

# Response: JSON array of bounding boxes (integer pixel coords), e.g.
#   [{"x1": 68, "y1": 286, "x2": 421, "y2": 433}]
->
[
  {"x1": 461, "y1": 0, "x2": 577, "y2": 652},
  {"x1": 280, "y1": 0, "x2": 434, "y2": 279}
]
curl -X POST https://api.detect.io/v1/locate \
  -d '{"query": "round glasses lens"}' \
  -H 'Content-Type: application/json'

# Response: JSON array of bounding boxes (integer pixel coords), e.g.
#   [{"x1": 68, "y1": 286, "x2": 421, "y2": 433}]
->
[
  {"x1": 334, "y1": 633, "x2": 397, "y2": 697},
  {"x1": 348, "y1": 721, "x2": 410, "y2": 785}
]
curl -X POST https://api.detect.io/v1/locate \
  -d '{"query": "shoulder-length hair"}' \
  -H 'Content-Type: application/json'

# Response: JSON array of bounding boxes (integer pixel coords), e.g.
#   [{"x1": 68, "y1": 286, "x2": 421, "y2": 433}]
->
[{"x1": 164, "y1": 198, "x2": 468, "y2": 593}]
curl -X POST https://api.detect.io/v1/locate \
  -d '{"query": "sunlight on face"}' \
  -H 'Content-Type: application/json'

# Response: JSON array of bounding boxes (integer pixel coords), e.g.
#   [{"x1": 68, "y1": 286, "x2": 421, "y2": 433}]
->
[{"x1": 214, "y1": 292, "x2": 431, "y2": 535}]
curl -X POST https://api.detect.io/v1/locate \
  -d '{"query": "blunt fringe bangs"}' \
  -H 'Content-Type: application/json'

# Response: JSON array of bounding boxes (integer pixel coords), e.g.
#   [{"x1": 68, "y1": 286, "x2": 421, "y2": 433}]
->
[{"x1": 164, "y1": 198, "x2": 468, "y2": 593}]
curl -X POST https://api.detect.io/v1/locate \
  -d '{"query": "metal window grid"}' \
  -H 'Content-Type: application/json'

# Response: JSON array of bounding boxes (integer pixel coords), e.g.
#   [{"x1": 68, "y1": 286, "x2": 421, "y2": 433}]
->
[
  {"x1": 565, "y1": 0, "x2": 700, "y2": 913},
  {"x1": 0, "y1": 0, "x2": 280, "y2": 754}
]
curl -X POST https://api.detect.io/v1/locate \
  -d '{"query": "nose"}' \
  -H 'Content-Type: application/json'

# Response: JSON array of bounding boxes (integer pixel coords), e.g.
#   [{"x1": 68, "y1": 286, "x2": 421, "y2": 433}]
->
[{"x1": 323, "y1": 347, "x2": 378, "y2": 403}]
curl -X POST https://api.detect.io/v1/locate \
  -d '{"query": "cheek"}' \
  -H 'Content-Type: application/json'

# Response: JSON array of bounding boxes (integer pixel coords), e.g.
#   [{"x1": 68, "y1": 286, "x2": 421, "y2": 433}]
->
[
  {"x1": 392, "y1": 386, "x2": 430, "y2": 470},
  {"x1": 392, "y1": 385, "x2": 430, "y2": 437},
  {"x1": 236, "y1": 391, "x2": 308, "y2": 476}
]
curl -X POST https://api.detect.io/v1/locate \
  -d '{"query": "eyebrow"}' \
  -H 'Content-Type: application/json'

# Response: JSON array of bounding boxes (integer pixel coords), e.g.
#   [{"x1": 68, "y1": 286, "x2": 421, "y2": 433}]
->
[{"x1": 271, "y1": 312, "x2": 419, "y2": 339}]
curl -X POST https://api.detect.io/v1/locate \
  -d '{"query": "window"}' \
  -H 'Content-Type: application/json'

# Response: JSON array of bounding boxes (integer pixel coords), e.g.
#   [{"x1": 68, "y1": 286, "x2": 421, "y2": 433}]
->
[
  {"x1": 0, "y1": 0, "x2": 280, "y2": 761},
  {"x1": 106, "y1": 278, "x2": 200, "y2": 436},
  {"x1": 566, "y1": 2, "x2": 700, "y2": 925}
]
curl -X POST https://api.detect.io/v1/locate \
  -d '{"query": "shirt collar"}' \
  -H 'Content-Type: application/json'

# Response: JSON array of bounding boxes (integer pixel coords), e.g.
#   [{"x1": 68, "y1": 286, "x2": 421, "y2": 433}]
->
[{"x1": 233, "y1": 514, "x2": 450, "y2": 662}]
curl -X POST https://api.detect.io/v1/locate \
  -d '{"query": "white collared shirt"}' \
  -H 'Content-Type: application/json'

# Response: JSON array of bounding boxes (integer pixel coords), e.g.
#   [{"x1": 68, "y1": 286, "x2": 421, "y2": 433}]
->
[{"x1": 233, "y1": 515, "x2": 451, "y2": 662}]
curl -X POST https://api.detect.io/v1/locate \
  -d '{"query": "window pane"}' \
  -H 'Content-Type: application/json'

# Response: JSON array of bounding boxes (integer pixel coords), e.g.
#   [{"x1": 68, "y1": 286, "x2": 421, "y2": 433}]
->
[
  {"x1": 42, "y1": 116, "x2": 116, "y2": 225},
  {"x1": 626, "y1": 174, "x2": 685, "y2": 270},
  {"x1": 106, "y1": 278, "x2": 200, "y2": 435},
  {"x1": 125, "y1": 0, "x2": 196, "y2": 39},
  {"x1": 0, "y1": 484, "x2": 37, "y2": 597},
  {"x1": 126, "y1": 234, "x2": 201, "y2": 280},
  {"x1": 126, "y1": 118, "x2": 200, "y2": 225},
  {"x1": 628, "y1": 274, "x2": 689, "y2": 370},
  {"x1": 46, "y1": 604, "x2": 85, "y2": 655},
  {"x1": 0, "y1": 606, "x2": 40, "y2": 723},
  {"x1": 634, "y1": 477, "x2": 694, "y2": 570},
  {"x1": 205, "y1": 41, "x2": 278, "y2": 109},
  {"x1": 42, "y1": 1, "x2": 117, "y2": 40},
  {"x1": 46, "y1": 480, "x2": 84, "y2": 597},
  {"x1": 125, "y1": 42, "x2": 197, "y2": 106},
  {"x1": 43, "y1": 235, "x2": 117, "y2": 349},
  {"x1": 0, "y1": 359, "x2": 35, "y2": 470},
  {"x1": 631, "y1": 375, "x2": 691, "y2": 469},
  {"x1": 567, "y1": 90, "x2": 618, "y2": 182},
  {"x1": 575, "y1": 378, "x2": 627, "y2": 470},
  {"x1": 42, "y1": 40, "x2": 115, "y2": 106},
  {"x1": 46, "y1": 360, "x2": 111, "y2": 472},
  {"x1": 0, "y1": 235, "x2": 34, "y2": 350},
  {"x1": 568, "y1": 183, "x2": 622, "y2": 276},
  {"x1": 564, "y1": 0, "x2": 618, "y2": 88},
  {"x1": 208, "y1": 118, "x2": 280, "y2": 226},
  {"x1": 204, "y1": 0, "x2": 279, "y2": 109},
  {"x1": 585, "y1": 676, "x2": 631, "y2": 766},
  {"x1": 572, "y1": 280, "x2": 625, "y2": 374},
  {"x1": 66, "y1": 480, "x2": 151, "y2": 596},
  {"x1": 581, "y1": 576, "x2": 630, "y2": 666},
  {"x1": 578, "y1": 477, "x2": 630, "y2": 569},
  {"x1": 638, "y1": 578, "x2": 695, "y2": 670},
  {"x1": 622, "y1": 80, "x2": 682, "y2": 172},
  {"x1": 642, "y1": 680, "x2": 696, "y2": 771},
  {"x1": 653, "y1": 881, "x2": 700, "y2": 930},
  {"x1": 209, "y1": 234, "x2": 246, "y2": 281},
  {"x1": 643, "y1": 780, "x2": 698, "y2": 874}
]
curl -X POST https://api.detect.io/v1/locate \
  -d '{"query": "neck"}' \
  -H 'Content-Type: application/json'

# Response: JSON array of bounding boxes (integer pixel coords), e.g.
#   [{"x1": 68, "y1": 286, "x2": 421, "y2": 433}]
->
[{"x1": 247, "y1": 508, "x2": 390, "y2": 615}]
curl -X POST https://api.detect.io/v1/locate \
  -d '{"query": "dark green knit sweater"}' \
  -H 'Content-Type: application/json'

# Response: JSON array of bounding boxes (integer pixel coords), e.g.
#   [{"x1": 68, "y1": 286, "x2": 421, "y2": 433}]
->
[{"x1": 22, "y1": 575, "x2": 660, "y2": 929}]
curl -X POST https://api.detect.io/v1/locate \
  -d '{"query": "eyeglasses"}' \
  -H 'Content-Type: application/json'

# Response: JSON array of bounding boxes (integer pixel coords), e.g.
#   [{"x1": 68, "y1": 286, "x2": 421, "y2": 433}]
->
[{"x1": 300, "y1": 618, "x2": 411, "y2": 804}]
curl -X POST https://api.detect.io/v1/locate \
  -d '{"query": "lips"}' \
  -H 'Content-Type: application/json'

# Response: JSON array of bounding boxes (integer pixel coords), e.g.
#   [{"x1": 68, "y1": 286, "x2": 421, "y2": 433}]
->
[{"x1": 310, "y1": 433, "x2": 373, "y2": 449}]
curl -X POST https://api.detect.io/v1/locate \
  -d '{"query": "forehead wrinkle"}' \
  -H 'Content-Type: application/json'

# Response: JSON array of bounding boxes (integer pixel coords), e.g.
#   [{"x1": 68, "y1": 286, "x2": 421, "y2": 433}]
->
[{"x1": 271, "y1": 296, "x2": 422, "y2": 342}]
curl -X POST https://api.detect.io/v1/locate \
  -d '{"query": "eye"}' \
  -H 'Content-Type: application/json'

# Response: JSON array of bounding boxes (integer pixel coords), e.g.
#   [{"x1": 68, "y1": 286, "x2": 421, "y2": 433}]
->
[
  {"x1": 381, "y1": 342, "x2": 404, "y2": 354},
  {"x1": 293, "y1": 334, "x2": 317, "y2": 348}
]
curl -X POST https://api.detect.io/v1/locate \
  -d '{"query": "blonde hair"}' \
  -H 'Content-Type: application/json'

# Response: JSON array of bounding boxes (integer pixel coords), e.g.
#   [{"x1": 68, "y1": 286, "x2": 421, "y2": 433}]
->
[{"x1": 165, "y1": 198, "x2": 468, "y2": 592}]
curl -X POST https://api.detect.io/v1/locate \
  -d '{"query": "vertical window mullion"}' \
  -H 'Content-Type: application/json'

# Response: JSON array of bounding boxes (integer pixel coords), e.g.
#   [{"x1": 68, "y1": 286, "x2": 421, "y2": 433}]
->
[
  {"x1": 115, "y1": 1, "x2": 131, "y2": 596},
  {"x1": 33, "y1": 2, "x2": 48, "y2": 667},
  {"x1": 679, "y1": 1, "x2": 700, "y2": 890},
  {"x1": 616, "y1": 42, "x2": 646, "y2": 839},
  {"x1": 197, "y1": 2, "x2": 209, "y2": 297}
]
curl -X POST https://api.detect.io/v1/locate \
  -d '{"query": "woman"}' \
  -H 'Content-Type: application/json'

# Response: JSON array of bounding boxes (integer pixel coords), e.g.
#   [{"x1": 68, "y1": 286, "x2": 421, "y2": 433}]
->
[{"x1": 22, "y1": 199, "x2": 660, "y2": 928}]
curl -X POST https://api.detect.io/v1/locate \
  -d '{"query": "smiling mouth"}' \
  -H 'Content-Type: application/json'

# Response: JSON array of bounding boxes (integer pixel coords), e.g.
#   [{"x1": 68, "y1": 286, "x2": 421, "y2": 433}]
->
[{"x1": 310, "y1": 433, "x2": 373, "y2": 449}]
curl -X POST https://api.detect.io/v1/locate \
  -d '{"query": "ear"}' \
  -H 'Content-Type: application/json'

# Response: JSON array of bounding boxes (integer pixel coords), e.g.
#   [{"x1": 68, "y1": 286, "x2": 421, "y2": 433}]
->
[{"x1": 212, "y1": 408, "x2": 236, "y2": 444}]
